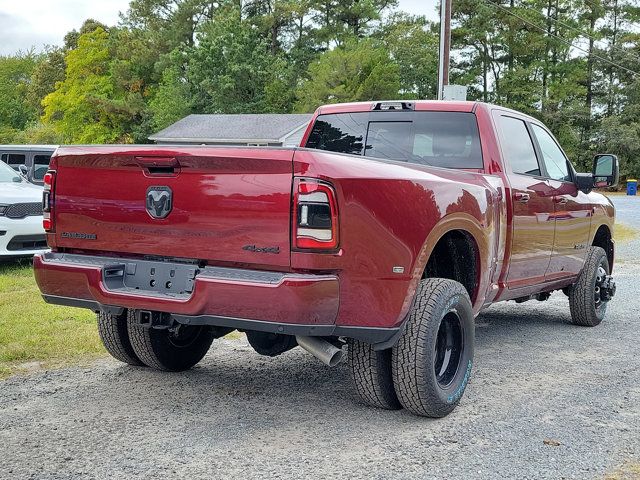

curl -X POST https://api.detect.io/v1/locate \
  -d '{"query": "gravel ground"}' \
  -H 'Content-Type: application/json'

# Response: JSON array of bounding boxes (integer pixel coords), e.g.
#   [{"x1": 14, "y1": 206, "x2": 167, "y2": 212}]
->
[{"x1": 1, "y1": 196, "x2": 639, "y2": 480}]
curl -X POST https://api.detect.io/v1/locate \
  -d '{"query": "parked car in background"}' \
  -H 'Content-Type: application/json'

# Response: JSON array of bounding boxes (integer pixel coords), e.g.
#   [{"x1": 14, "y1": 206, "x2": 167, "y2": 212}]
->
[
  {"x1": 0, "y1": 161, "x2": 47, "y2": 258},
  {"x1": 0, "y1": 145, "x2": 57, "y2": 185}
]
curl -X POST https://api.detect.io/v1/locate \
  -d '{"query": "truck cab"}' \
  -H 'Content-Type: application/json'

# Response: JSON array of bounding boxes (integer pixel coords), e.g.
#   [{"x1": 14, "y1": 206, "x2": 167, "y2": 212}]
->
[{"x1": 299, "y1": 101, "x2": 617, "y2": 302}]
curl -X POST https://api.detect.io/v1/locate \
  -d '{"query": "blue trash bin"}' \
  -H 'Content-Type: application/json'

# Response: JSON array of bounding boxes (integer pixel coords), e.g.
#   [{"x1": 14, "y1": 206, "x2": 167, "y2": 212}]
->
[{"x1": 627, "y1": 179, "x2": 637, "y2": 196}]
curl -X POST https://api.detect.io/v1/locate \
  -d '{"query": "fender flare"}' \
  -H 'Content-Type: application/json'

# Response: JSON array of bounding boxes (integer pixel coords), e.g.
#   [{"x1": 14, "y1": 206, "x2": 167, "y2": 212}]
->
[
  {"x1": 590, "y1": 221, "x2": 615, "y2": 270},
  {"x1": 401, "y1": 213, "x2": 490, "y2": 316}
]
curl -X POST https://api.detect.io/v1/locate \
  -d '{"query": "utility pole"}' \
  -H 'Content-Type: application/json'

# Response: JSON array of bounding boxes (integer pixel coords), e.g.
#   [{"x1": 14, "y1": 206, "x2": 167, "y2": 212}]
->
[{"x1": 437, "y1": 0, "x2": 452, "y2": 100}]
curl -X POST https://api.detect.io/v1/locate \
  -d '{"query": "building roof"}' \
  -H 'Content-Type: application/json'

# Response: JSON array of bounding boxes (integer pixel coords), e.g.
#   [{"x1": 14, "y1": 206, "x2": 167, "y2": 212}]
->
[{"x1": 149, "y1": 114, "x2": 313, "y2": 143}]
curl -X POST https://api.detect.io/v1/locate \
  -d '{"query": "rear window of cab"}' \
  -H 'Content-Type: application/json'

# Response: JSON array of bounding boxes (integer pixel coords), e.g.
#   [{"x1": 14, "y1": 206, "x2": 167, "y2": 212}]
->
[{"x1": 305, "y1": 111, "x2": 483, "y2": 169}]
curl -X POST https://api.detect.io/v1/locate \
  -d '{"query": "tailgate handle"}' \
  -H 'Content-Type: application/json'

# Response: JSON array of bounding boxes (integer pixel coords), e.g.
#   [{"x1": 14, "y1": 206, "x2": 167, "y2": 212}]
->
[{"x1": 135, "y1": 157, "x2": 180, "y2": 176}]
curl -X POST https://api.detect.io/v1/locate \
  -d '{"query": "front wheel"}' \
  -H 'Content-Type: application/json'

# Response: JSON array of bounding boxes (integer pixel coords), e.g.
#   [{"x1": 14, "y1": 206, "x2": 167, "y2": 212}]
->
[
  {"x1": 392, "y1": 278, "x2": 474, "y2": 417},
  {"x1": 127, "y1": 312, "x2": 215, "y2": 371},
  {"x1": 569, "y1": 246, "x2": 614, "y2": 327}
]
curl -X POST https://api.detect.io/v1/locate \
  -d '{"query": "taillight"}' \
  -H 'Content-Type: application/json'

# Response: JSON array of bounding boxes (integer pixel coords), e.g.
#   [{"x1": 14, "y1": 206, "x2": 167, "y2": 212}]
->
[
  {"x1": 43, "y1": 170, "x2": 56, "y2": 232},
  {"x1": 293, "y1": 178, "x2": 339, "y2": 250}
]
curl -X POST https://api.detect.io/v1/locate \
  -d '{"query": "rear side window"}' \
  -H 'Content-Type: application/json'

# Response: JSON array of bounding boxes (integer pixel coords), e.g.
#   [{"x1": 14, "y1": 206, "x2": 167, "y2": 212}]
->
[
  {"x1": 306, "y1": 111, "x2": 483, "y2": 169},
  {"x1": 498, "y1": 116, "x2": 541, "y2": 176},
  {"x1": 305, "y1": 113, "x2": 368, "y2": 155}
]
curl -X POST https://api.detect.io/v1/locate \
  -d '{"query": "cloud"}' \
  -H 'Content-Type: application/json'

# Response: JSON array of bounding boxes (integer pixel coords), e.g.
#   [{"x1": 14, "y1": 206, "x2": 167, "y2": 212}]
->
[
  {"x1": 0, "y1": 12, "x2": 52, "y2": 55},
  {"x1": 0, "y1": 0, "x2": 130, "y2": 55}
]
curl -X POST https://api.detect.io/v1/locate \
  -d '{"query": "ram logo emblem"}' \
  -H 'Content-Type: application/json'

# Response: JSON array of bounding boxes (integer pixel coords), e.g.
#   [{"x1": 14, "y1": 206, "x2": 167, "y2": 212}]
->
[{"x1": 146, "y1": 186, "x2": 173, "y2": 219}]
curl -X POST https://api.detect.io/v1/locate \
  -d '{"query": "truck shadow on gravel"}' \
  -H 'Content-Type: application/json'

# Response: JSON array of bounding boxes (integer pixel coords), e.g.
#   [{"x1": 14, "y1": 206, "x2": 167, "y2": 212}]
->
[
  {"x1": 475, "y1": 301, "x2": 582, "y2": 334},
  {"x1": 95, "y1": 299, "x2": 586, "y2": 417}
]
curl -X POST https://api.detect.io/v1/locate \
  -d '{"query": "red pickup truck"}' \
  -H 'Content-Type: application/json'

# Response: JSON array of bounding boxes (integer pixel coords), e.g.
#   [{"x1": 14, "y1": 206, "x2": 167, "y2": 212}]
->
[{"x1": 34, "y1": 100, "x2": 619, "y2": 417}]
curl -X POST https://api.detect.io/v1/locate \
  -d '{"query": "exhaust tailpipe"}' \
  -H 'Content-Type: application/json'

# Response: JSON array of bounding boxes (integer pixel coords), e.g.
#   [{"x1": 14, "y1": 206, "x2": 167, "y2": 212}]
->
[{"x1": 295, "y1": 336, "x2": 344, "y2": 367}]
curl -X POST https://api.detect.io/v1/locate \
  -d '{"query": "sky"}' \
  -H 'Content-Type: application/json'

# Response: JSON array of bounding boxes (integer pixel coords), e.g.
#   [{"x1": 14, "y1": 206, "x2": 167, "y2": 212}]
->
[{"x1": 0, "y1": 0, "x2": 439, "y2": 56}]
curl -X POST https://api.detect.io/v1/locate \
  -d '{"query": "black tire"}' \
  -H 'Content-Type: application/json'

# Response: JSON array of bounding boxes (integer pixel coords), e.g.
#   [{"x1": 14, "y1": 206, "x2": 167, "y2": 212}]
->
[
  {"x1": 127, "y1": 312, "x2": 215, "y2": 371},
  {"x1": 569, "y1": 246, "x2": 610, "y2": 327},
  {"x1": 97, "y1": 311, "x2": 144, "y2": 366},
  {"x1": 392, "y1": 278, "x2": 474, "y2": 418},
  {"x1": 348, "y1": 339, "x2": 401, "y2": 410}
]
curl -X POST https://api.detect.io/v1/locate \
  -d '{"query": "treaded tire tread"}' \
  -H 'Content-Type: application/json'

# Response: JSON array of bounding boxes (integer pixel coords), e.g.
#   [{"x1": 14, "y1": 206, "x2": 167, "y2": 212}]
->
[
  {"x1": 97, "y1": 311, "x2": 144, "y2": 366},
  {"x1": 569, "y1": 246, "x2": 609, "y2": 327},
  {"x1": 127, "y1": 311, "x2": 167, "y2": 370},
  {"x1": 126, "y1": 312, "x2": 214, "y2": 371},
  {"x1": 348, "y1": 339, "x2": 401, "y2": 410},
  {"x1": 392, "y1": 278, "x2": 474, "y2": 417}
]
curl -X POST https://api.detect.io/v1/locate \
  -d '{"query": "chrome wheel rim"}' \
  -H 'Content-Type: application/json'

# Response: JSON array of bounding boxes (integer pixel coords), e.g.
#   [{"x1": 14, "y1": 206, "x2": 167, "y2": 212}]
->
[{"x1": 594, "y1": 263, "x2": 608, "y2": 309}]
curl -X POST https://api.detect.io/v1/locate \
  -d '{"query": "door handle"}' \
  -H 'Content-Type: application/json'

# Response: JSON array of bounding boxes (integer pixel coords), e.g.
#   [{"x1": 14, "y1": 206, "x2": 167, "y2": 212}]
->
[
  {"x1": 514, "y1": 192, "x2": 530, "y2": 203},
  {"x1": 553, "y1": 196, "x2": 568, "y2": 205}
]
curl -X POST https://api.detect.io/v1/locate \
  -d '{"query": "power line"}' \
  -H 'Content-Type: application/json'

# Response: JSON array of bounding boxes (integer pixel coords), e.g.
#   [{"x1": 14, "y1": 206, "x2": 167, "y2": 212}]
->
[
  {"x1": 506, "y1": 0, "x2": 640, "y2": 64},
  {"x1": 553, "y1": 18, "x2": 640, "y2": 64},
  {"x1": 480, "y1": 0, "x2": 640, "y2": 75},
  {"x1": 477, "y1": 0, "x2": 640, "y2": 77}
]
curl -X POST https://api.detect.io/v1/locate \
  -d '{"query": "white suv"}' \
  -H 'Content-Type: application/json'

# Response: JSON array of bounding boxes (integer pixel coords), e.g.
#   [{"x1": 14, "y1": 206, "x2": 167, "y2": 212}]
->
[{"x1": 0, "y1": 161, "x2": 48, "y2": 257}]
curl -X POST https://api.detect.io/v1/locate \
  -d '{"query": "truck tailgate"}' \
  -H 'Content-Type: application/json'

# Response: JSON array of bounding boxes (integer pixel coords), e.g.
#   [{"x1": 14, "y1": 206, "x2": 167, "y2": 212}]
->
[{"x1": 51, "y1": 146, "x2": 294, "y2": 268}]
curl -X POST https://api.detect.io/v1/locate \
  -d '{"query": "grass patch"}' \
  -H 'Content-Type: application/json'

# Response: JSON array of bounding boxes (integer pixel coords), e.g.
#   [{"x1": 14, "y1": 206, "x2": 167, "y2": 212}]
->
[
  {"x1": 0, "y1": 260, "x2": 104, "y2": 379},
  {"x1": 225, "y1": 330, "x2": 244, "y2": 340},
  {"x1": 615, "y1": 222, "x2": 638, "y2": 244},
  {"x1": 0, "y1": 260, "x2": 246, "y2": 379}
]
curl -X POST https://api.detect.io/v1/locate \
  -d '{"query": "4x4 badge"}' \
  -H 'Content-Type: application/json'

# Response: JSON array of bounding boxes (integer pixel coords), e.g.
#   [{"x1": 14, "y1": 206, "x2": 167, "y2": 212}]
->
[{"x1": 146, "y1": 186, "x2": 173, "y2": 219}]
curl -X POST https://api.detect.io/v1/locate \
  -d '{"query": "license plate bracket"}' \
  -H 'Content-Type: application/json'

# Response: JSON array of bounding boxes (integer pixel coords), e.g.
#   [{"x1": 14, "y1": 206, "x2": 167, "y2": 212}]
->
[{"x1": 102, "y1": 259, "x2": 197, "y2": 297}]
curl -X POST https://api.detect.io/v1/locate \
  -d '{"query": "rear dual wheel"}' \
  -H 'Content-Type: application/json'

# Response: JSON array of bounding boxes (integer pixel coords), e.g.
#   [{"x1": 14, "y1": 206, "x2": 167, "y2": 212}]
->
[
  {"x1": 97, "y1": 311, "x2": 144, "y2": 366},
  {"x1": 97, "y1": 311, "x2": 215, "y2": 371},
  {"x1": 348, "y1": 339, "x2": 401, "y2": 410},
  {"x1": 348, "y1": 278, "x2": 475, "y2": 417}
]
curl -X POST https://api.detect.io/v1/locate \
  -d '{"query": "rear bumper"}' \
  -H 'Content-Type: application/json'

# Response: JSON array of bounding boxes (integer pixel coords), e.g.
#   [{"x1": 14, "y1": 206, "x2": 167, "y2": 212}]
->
[
  {"x1": 34, "y1": 252, "x2": 339, "y2": 324},
  {"x1": 34, "y1": 252, "x2": 401, "y2": 346}
]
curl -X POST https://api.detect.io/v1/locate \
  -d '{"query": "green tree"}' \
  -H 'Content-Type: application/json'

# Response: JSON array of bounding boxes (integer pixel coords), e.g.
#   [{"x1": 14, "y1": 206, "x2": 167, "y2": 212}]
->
[
  {"x1": 334, "y1": 0, "x2": 397, "y2": 40},
  {"x1": 314, "y1": 0, "x2": 397, "y2": 46},
  {"x1": 294, "y1": 39, "x2": 400, "y2": 112},
  {"x1": 26, "y1": 48, "x2": 66, "y2": 117},
  {"x1": 149, "y1": 62, "x2": 193, "y2": 130},
  {"x1": 42, "y1": 27, "x2": 124, "y2": 143},
  {"x1": 63, "y1": 19, "x2": 110, "y2": 51},
  {"x1": 189, "y1": 5, "x2": 277, "y2": 113},
  {"x1": 244, "y1": 0, "x2": 298, "y2": 54},
  {"x1": 381, "y1": 13, "x2": 439, "y2": 99},
  {"x1": 108, "y1": 27, "x2": 160, "y2": 142},
  {"x1": 122, "y1": 0, "x2": 220, "y2": 50},
  {"x1": 11, "y1": 122, "x2": 65, "y2": 145},
  {"x1": 0, "y1": 53, "x2": 38, "y2": 131}
]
